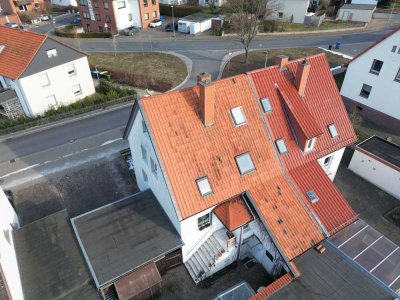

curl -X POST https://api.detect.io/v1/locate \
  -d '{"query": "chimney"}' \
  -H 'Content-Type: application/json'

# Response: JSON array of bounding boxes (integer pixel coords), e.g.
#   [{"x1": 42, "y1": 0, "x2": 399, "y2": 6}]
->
[
  {"x1": 275, "y1": 55, "x2": 289, "y2": 70},
  {"x1": 294, "y1": 59, "x2": 310, "y2": 96},
  {"x1": 198, "y1": 73, "x2": 215, "y2": 126}
]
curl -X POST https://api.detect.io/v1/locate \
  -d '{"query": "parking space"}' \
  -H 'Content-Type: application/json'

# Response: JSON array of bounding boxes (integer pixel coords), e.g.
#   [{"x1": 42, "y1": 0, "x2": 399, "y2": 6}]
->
[{"x1": 330, "y1": 219, "x2": 400, "y2": 294}]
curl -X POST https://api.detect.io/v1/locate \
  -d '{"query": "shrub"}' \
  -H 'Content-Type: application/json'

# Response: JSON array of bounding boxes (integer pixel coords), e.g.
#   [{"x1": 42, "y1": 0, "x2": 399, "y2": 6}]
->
[
  {"x1": 159, "y1": 4, "x2": 202, "y2": 17},
  {"x1": 64, "y1": 24, "x2": 74, "y2": 32},
  {"x1": 54, "y1": 28, "x2": 111, "y2": 38}
]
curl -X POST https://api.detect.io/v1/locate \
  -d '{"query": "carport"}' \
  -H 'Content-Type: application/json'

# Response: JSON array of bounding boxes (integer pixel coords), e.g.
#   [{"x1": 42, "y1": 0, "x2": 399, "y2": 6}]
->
[{"x1": 330, "y1": 219, "x2": 400, "y2": 294}]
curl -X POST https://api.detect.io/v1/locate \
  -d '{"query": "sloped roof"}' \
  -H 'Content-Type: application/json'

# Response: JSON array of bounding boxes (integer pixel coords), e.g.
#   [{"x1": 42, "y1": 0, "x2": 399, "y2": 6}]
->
[
  {"x1": 140, "y1": 74, "x2": 324, "y2": 260},
  {"x1": 249, "y1": 54, "x2": 358, "y2": 234},
  {"x1": 250, "y1": 273, "x2": 293, "y2": 300},
  {"x1": 0, "y1": 26, "x2": 46, "y2": 79},
  {"x1": 213, "y1": 195, "x2": 253, "y2": 231}
]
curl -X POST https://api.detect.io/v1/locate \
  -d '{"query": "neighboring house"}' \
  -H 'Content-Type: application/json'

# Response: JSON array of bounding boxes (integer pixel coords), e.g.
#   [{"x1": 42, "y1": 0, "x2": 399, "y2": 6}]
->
[
  {"x1": 267, "y1": 0, "x2": 310, "y2": 24},
  {"x1": 177, "y1": 13, "x2": 215, "y2": 34},
  {"x1": 198, "y1": 0, "x2": 226, "y2": 8},
  {"x1": 0, "y1": 12, "x2": 21, "y2": 26},
  {"x1": 349, "y1": 136, "x2": 400, "y2": 199},
  {"x1": 0, "y1": 0, "x2": 45, "y2": 14},
  {"x1": 0, "y1": 186, "x2": 22, "y2": 300},
  {"x1": 337, "y1": 4, "x2": 376, "y2": 22},
  {"x1": 0, "y1": 26, "x2": 95, "y2": 118},
  {"x1": 340, "y1": 28, "x2": 400, "y2": 132},
  {"x1": 51, "y1": 0, "x2": 78, "y2": 7},
  {"x1": 76, "y1": 0, "x2": 160, "y2": 33},
  {"x1": 124, "y1": 52, "x2": 358, "y2": 294}
]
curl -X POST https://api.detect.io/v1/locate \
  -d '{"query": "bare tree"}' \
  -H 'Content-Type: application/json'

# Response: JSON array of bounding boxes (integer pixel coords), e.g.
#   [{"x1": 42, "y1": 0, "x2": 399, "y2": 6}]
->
[
  {"x1": 320, "y1": 0, "x2": 331, "y2": 10},
  {"x1": 207, "y1": 0, "x2": 217, "y2": 14},
  {"x1": 224, "y1": 0, "x2": 273, "y2": 64}
]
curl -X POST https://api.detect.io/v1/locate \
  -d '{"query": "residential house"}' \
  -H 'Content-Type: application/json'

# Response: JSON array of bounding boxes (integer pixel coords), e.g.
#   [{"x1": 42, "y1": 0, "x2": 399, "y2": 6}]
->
[
  {"x1": 76, "y1": 0, "x2": 159, "y2": 33},
  {"x1": 267, "y1": 0, "x2": 310, "y2": 24},
  {"x1": 124, "y1": 52, "x2": 358, "y2": 292},
  {"x1": 159, "y1": 0, "x2": 185, "y2": 5},
  {"x1": 51, "y1": 0, "x2": 78, "y2": 7},
  {"x1": 340, "y1": 28, "x2": 400, "y2": 133},
  {"x1": 198, "y1": 0, "x2": 226, "y2": 8},
  {"x1": 0, "y1": 26, "x2": 95, "y2": 118},
  {"x1": 337, "y1": 3, "x2": 376, "y2": 22},
  {"x1": 0, "y1": 0, "x2": 44, "y2": 15}
]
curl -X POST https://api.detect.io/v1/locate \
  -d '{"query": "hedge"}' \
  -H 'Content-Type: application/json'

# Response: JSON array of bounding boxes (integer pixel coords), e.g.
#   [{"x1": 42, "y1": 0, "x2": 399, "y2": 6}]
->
[
  {"x1": 159, "y1": 4, "x2": 202, "y2": 17},
  {"x1": 54, "y1": 27, "x2": 111, "y2": 38}
]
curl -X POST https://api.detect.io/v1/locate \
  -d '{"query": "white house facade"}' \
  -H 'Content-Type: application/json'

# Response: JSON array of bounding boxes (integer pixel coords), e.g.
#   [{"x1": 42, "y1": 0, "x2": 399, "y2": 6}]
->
[
  {"x1": 340, "y1": 29, "x2": 400, "y2": 125},
  {"x1": 51, "y1": 0, "x2": 78, "y2": 7},
  {"x1": 337, "y1": 4, "x2": 375, "y2": 22},
  {"x1": 267, "y1": 0, "x2": 310, "y2": 24},
  {"x1": 317, "y1": 147, "x2": 346, "y2": 181}
]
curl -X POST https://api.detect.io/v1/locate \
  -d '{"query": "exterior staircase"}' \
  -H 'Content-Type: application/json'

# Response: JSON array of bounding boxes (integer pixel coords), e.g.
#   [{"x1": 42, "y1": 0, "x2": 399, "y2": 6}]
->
[
  {"x1": 184, "y1": 234, "x2": 226, "y2": 284},
  {"x1": 104, "y1": 289, "x2": 118, "y2": 300}
]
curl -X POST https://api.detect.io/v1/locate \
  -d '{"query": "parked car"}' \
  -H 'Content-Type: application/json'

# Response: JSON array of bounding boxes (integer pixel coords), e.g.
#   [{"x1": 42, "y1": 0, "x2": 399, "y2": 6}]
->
[
  {"x1": 4, "y1": 22, "x2": 18, "y2": 28},
  {"x1": 91, "y1": 70, "x2": 112, "y2": 81},
  {"x1": 38, "y1": 14, "x2": 50, "y2": 21},
  {"x1": 165, "y1": 22, "x2": 178, "y2": 32},
  {"x1": 71, "y1": 17, "x2": 81, "y2": 26},
  {"x1": 149, "y1": 19, "x2": 162, "y2": 28},
  {"x1": 120, "y1": 26, "x2": 141, "y2": 36}
]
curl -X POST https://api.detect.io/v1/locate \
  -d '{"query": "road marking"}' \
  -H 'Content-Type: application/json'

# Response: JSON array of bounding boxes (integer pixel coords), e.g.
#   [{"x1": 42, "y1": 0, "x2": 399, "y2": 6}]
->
[
  {"x1": 369, "y1": 247, "x2": 399, "y2": 272},
  {"x1": 353, "y1": 236, "x2": 383, "y2": 260}
]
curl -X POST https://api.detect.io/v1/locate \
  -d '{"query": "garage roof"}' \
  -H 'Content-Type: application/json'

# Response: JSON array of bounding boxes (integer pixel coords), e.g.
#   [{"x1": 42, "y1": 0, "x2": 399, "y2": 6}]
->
[
  {"x1": 340, "y1": 4, "x2": 376, "y2": 10},
  {"x1": 71, "y1": 190, "x2": 182, "y2": 288},
  {"x1": 357, "y1": 136, "x2": 400, "y2": 169}
]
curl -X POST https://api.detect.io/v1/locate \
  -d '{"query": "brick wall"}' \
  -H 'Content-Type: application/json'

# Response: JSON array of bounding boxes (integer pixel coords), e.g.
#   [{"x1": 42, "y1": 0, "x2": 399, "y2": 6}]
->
[
  {"x1": 0, "y1": 14, "x2": 21, "y2": 25},
  {"x1": 77, "y1": 0, "x2": 118, "y2": 32},
  {"x1": 138, "y1": 0, "x2": 159, "y2": 28}
]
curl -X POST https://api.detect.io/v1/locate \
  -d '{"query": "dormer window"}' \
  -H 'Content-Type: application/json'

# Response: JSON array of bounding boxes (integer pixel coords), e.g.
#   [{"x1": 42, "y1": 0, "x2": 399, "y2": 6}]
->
[
  {"x1": 276, "y1": 139, "x2": 288, "y2": 154},
  {"x1": 235, "y1": 152, "x2": 255, "y2": 175},
  {"x1": 196, "y1": 176, "x2": 212, "y2": 197},
  {"x1": 230, "y1": 106, "x2": 246, "y2": 127},
  {"x1": 328, "y1": 124, "x2": 338, "y2": 139},
  {"x1": 304, "y1": 138, "x2": 316, "y2": 153},
  {"x1": 261, "y1": 98, "x2": 273, "y2": 113},
  {"x1": 46, "y1": 48, "x2": 57, "y2": 58}
]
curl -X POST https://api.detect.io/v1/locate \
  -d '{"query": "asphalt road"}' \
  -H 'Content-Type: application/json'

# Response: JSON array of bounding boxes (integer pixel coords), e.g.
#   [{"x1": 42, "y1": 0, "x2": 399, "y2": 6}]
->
[
  {"x1": 30, "y1": 13, "x2": 76, "y2": 34},
  {"x1": 0, "y1": 26, "x2": 397, "y2": 164}
]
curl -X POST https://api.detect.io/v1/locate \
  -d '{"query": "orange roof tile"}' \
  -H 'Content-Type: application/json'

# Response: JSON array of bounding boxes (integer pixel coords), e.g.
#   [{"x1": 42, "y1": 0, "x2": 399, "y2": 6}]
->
[
  {"x1": 0, "y1": 26, "x2": 46, "y2": 79},
  {"x1": 213, "y1": 195, "x2": 253, "y2": 231},
  {"x1": 250, "y1": 273, "x2": 293, "y2": 300},
  {"x1": 249, "y1": 54, "x2": 358, "y2": 235},
  {"x1": 141, "y1": 74, "x2": 324, "y2": 260}
]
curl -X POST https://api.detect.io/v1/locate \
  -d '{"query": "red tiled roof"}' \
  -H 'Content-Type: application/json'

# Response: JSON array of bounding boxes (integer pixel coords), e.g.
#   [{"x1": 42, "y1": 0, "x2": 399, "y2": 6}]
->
[
  {"x1": 249, "y1": 54, "x2": 358, "y2": 234},
  {"x1": 141, "y1": 74, "x2": 324, "y2": 260},
  {"x1": 0, "y1": 26, "x2": 46, "y2": 79},
  {"x1": 250, "y1": 273, "x2": 293, "y2": 300},
  {"x1": 213, "y1": 195, "x2": 253, "y2": 231}
]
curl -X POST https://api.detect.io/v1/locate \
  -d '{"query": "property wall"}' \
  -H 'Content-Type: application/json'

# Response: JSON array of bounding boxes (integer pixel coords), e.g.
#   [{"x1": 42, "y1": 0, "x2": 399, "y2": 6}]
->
[
  {"x1": 348, "y1": 150, "x2": 400, "y2": 199},
  {"x1": 267, "y1": 0, "x2": 310, "y2": 24},
  {"x1": 0, "y1": 187, "x2": 23, "y2": 300},
  {"x1": 18, "y1": 57, "x2": 95, "y2": 116},
  {"x1": 340, "y1": 32, "x2": 400, "y2": 120},
  {"x1": 127, "y1": 109, "x2": 181, "y2": 234},
  {"x1": 317, "y1": 147, "x2": 346, "y2": 181},
  {"x1": 337, "y1": 7, "x2": 374, "y2": 22}
]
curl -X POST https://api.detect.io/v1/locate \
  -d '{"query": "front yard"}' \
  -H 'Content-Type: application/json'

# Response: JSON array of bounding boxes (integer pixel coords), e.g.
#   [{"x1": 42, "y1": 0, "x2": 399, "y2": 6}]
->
[
  {"x1": 88, "y1": 52, "x2": 188, "y2": 92},
  {"x1": 261, "y1": 20, "x2": 365, "y2": 33},
  {"x1": 222, "y1": 47, "x2": 350, "y2": 78}
]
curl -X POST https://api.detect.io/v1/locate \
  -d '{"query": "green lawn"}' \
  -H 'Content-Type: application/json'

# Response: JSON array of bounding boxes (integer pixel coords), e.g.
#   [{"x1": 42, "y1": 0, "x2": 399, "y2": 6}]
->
[
  {"x1": 260, "y1": 20, "x2": 365, "y2": 33},
  {"x1": 88, "y1": 52, "x2": 187, "y2": 91},
  {"x1": 222, "y1": 48, "x2": 350, "y2": 78}
]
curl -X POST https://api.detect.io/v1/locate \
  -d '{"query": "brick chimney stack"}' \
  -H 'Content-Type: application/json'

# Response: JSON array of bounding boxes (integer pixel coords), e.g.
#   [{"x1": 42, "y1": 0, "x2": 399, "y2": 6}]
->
[
  {"x1": 294, "y1": 59, "x2": 310, "y2": 96},
  {"x1": 198, "y1": 72, "x2": 215, "y2": 127},
  {"x1": 275, "y1": 55, "x2": 289, "y2": 70}
]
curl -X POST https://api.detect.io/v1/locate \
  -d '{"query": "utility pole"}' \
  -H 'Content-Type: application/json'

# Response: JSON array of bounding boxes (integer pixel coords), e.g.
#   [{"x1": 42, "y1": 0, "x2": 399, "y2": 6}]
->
[{"x1": 171, "y1": 5, "x2": 175, "y2": 38}]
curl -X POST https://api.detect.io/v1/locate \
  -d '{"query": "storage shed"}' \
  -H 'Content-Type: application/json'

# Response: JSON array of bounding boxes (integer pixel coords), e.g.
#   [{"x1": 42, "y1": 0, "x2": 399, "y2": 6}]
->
[
  {"x1": 178, "y1": 13, "x2": 216, "y2": 34},
  {"x1": 348, "y1": 136, "x2": 400, "y2": 199},
  {"x1": 337, "y1": 4, "x2": 376, "y2": 23}
]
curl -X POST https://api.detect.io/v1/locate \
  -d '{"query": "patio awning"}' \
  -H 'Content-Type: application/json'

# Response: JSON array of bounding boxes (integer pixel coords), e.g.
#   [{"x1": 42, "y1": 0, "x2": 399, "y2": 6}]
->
[
  {"x1": 214, "y1": 195, "x2": 253, "y2": 231},
  {"x1": 115, "y1": 262, "x2": 162, "y2": 300}
]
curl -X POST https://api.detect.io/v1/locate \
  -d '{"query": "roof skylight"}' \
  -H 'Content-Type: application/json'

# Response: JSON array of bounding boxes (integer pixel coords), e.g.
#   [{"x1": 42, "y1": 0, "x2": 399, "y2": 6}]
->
[
  {"x1": 261, "y1": 98, "x2": 273, "y2": 113},
  {"x1": 306, "y1": 190, "x2": 318, "y2": 204},
  {"x1": 328, "y1": 124, "x2": 338, "y2": 138},
  {"x1": 276, "y1": 139, "x2": 288, "y2": 154},
  {"x1": 235, "y1": 152, "x2": 255, "y2": 175},
  {"x1": 230, "y1": 106, "x2": 247, "y2": 126},
  {"x1": 196, "y1": 176, "x2": 213, "y2": 197}
]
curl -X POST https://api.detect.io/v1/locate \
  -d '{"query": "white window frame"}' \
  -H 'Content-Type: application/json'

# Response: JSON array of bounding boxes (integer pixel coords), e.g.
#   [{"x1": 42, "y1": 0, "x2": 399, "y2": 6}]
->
[
  {"x1": 230, "y1": 106, "x2": 247, "y2": 127},
  {"x1": 198, "y1": 213, "x2": 211, "y2": 231},
  {"x1": 72, "y1": 84, "x2": 82, "y2": 96},
  {"x1": 46, "y1": 48, "x2": 57, "y2": 58},
  {"x1": 67, "y1": 64, "x2": 76, "y2": 76},
  {"x1": 395, "y1": 68, "x2": 400, "y2": 82},
  {"x1": 328, "y1": 123, "x2": 338, "y2": 139},
  {"x1": 235, "y1": 152, "x2": 255, "y2": 175},
  {"x1": 144, "y1": 13, "x2": 149, "y2": 20},
  {"x1": 46, "y1": 94, "x2": 57, "y2": 107},
  {"x1": 276, "y1": 139, "x2": 288, "y2": 154},
  {"x1": 370, "y1": 59, "x2": 383, "y2": 75},
  {"x1": 39, "y1": 73, "x2": 50, "y2": 87},
  {"x1": 117, "y1": 1, "x2": 125, "y2": 8},
  {"x1": 150, "y1": 157, "x2": 157, "y2": 178},
  {"x1": 360, "y1": 84, "x2": 372, "y2": 99},
  {"x1": 304, "y1": 138, "x2": 315, "y2": 153},
  {"x1": 261, "y1": 97, "x2": 272, "y2": 113},
  {"x1": 141, "y1": 145, "x2": 147, "y2": 163},
  {"x1": 196, "y1": 176, "x2": 213, "y2": 197},
  {"x1": 323, "y1": 155, "x2": 332, "y2": 168},
  {"x1": 142, "y1": 169, "x2": 148, "y2": 182}
]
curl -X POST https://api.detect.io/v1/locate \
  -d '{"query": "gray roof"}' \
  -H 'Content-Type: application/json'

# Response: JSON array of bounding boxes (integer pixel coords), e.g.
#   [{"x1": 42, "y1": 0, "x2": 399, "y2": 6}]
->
[
  {"x1": 268, "y1": 241, "x2": 395, "y2": 300},
  {"x1": 179, "y1": 13, "x2": 215, "y2": 23},
  {"x1": 71, "y1": 189, "x2": 183, "y2": 288},
  {"x1": 340, "y1": 4, "x2": 376, "y2": 10},
  {"x1": 358, "y1": 136, "x2": 400, "y2": 168},
  {"x1": 0, "y1": 89, "x2": 17, "y2": 104},
  {"x1": 12, "y1": 210, "x2": 100, "y2": 300},
  {"x1": 20, "y1": 38, "x2": 86, "y2": 78}
]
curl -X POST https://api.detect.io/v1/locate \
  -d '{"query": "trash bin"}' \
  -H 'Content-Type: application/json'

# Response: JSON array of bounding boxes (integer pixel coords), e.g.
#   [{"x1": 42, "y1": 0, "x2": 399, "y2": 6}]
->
[
  {"x1": 328, "y1": 44, "x2": 332, "y2": 50},
  {"x1": 335, "y1": 42, "x2": 341, "y2": 50}
]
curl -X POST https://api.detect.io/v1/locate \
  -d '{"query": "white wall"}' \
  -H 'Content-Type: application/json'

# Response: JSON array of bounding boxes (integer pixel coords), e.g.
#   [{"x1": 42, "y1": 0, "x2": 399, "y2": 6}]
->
[
  {"x1": 337, "y1": 7, "x2": 374, "y2": 22},
  {"x1": 0, "y1": 76, "x2": 33, "y2": 116},
  {"x1": 127, "y1": 109, "x2": 181, "y2": 234},
  {"x1": 0, "y1": 187, "x2": 24, "y2": 300},
  {"x1": 317, "y1": 147, "x2": 346, "y2": 181},
  {"x1": 352, "y1": 0, "x2": 377, "y2": 5},
  {"x1": 18, "y1": 57, "x2": 95, "y2": 116},
  {"x1": 349, "y1": 150, "x2": 400, "y2": 199},
  {"x1": 340, "y1": 31, "x2": 400, "y2": 120},
  {"x1": 131, "y1": 0, "x2": 141, "y2": 28},
  {"x1": 113, "y1": 0, "x2": 140, "y2": 30},
  {"x1": 159, "y1": 0, "x2": 185, "y2": 5},
  {"x1": 267, "y1": 0, "x2": 310, "y2": 24},
  {"x1": 51, "y1": 0, "x2": 77, "y2": 7}
]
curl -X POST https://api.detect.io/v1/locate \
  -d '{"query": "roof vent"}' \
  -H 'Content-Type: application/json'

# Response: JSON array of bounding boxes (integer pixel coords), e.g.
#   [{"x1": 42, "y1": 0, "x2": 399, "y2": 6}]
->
[
  {"x1": 0, "y1": 45, "x2": 5, "y2": 54},
  {"x1": 306, "y1": 190, "x2": 318, "y2": 204}
]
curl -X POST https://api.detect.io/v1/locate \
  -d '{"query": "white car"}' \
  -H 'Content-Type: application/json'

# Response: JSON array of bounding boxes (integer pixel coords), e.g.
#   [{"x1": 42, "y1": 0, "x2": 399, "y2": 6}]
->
[
  {"x1": 149, "y1": 19, "x2": 162, "y2": 28},
  {"x1": 38, "y1": 14, "x2": 50, "y2": 21}
]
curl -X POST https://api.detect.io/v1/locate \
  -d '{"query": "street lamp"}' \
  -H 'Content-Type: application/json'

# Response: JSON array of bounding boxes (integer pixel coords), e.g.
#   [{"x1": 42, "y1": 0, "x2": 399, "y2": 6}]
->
[
  {"x1": 171, "y1": 5, "x2": 175, "y2": 38},
  {"x1": 227, "y1": 52, "x2": 233, "y2": 72},
  {"x1": 95, "y1": 65, "x2": 100, "y2": 80}
]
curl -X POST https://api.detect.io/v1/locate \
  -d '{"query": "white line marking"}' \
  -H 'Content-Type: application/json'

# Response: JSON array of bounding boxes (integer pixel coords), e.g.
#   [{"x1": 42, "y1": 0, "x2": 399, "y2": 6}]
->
[
  {"x1": 338, "y1": 225, "x2": 368, "y2": 248},
  {"x1": 353, "y1": 236, "x2": 383, "y2": 260}
]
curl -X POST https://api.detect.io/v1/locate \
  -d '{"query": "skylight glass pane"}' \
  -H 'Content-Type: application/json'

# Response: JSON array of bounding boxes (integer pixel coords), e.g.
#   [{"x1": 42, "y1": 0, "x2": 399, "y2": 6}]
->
[
  {"x1": 328, "y1": 124, "x2": 338, "y2": 138},
  {"x1": 235, "y1": 152, "x2": 255, "y2": 175},
  {"x1": 306, "y1": 190, "x2": 318, "y2": 203},
  {"x1": 261, "y1": 98, "x2": 272, "y2": 113},
  {"x1": 276, "y1": 139, "x2": 287, "y2": 154},
  {"x1": 230, "y1": 106, "x2": 246, "y2": 126},
  {"x1": 196, "y1": 177, "x2": 212, "y2": 196}
]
